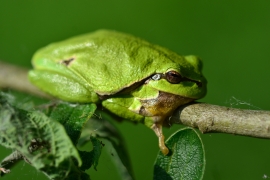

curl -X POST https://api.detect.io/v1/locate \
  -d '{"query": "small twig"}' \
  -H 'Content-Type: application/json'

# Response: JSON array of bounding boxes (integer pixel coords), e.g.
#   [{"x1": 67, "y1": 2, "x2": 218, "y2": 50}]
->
[
  {"x1": 172, "y1": 103, "x2": 270, "y2": 138},
  {"x1": 0, "y1": 150, "x2": 19, "y2": 176},
  {"x1": 0, "y1": 140, "x2": 49, "y2": 177},
  {"x1": 0, "y1": 167, "x2": 10, "y2": 174},
  {"x1": 0, "y1": 150, "x2": 24, "y2": 174}
]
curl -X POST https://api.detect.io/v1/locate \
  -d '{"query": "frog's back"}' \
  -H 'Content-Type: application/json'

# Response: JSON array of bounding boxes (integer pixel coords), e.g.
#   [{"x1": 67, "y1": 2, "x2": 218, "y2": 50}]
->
[{"x1": 32, "y1": 30, "x2": 188, "y2": 95}]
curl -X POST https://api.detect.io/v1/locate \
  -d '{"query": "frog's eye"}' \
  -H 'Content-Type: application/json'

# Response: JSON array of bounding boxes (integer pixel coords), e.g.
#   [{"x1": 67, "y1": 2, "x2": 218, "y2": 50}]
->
[{"x1": 165, "y1": 71, "x2": 183, "y2": 84}]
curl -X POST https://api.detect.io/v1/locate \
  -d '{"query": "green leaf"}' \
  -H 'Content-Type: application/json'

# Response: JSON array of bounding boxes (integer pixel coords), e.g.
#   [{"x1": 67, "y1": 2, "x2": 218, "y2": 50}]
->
[
  {"x1": 45, "y1": 102, "x2": 97, "y2": 145},
  {"x1": 79, "y1": 136, "x2": 103, "y2": 171},
  {"x1": 154, "y1": 128, "x2": 205, "y2": 180},
  {"x1": 0, "y1": 92, "x2": 83, "y2": 179},
  {"x1": 0, "y1": 92, "x2": 129, "y2": 179},
  {"x1": 45, "y1": 102, "x2": 104, "y2": 172}
]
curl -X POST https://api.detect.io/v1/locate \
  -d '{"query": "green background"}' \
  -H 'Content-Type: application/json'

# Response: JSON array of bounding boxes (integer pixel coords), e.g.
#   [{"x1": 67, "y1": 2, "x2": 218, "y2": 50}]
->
[{"x1": 1, "y1": 1, "x2": 270, "y2": 180}]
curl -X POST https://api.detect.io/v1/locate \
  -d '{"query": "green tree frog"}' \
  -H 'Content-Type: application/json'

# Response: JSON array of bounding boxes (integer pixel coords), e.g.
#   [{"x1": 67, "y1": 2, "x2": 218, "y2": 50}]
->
[{"x1": 28, "y1": 29, "x2": 207, "y2": 155}]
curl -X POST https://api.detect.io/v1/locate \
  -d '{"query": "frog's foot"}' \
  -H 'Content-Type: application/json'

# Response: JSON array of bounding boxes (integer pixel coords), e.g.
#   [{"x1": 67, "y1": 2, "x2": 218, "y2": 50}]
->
[{"x1": 151, "y1": 123, "x2": 169, "y2": 155}]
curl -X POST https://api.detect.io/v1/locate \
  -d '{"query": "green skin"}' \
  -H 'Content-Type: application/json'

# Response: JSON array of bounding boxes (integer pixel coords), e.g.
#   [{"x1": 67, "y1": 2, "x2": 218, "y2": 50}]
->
[{"x1": 28, "y1": 30, "x2": 207, "y2": 155}]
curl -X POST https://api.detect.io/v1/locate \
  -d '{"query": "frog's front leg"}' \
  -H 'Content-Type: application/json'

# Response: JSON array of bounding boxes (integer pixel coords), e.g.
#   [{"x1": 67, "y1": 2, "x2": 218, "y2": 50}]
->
[
  {"x1": 144, "y1": 116, "x2": 169, "y2": 155},
  {"x1": 151, "y1": 122, "x2": 169, "y2": 155}
]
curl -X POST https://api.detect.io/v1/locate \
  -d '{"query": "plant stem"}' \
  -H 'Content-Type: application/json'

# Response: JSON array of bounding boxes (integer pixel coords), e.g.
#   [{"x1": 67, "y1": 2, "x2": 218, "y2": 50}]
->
[{"x1": 171, "y1": 103, "x2": 270, "y2": 138}]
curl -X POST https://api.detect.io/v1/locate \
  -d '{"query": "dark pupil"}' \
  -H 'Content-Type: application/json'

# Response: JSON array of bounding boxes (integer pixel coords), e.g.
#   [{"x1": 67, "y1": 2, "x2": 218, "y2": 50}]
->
[{"x1": 166, "y1": 71, "x2": 182, "y2": 84}]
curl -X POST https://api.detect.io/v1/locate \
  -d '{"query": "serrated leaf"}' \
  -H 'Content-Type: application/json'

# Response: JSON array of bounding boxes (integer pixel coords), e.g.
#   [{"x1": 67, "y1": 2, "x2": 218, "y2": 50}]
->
[
  {"x1": 45, "y1": 102, "x2": 97, "y2": 145},
  {"x1": 0, "y1": 93, "x2": 83, "y2": 179},
  {"x1": 45, "y1": 102, "x2": 104, "y2": 172},
  {"x1": 0, "y1": 92, "x2": 129, "y2": 179},
  {"x1": 154, "y1": 128, "x2": 205, "y2": 180}
]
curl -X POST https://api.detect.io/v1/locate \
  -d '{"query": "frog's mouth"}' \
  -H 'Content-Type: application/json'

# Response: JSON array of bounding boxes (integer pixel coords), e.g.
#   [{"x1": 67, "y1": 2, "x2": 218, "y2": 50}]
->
[
  {"x1": 124, "y1": 73, "x2": 202, "y2": 93},
  {"x1": 98, "y1": 72, "x2": 202, "y2": 100}
]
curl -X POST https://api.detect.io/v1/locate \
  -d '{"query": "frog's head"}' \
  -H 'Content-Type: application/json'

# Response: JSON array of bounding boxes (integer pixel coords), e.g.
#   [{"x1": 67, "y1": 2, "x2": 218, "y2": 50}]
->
[
  {"x1": 132, "y1": 54, "x2": 206, "y2": 124},
  {"x1": 148, "y1": 55, "x2": 207, "y2": 100}
]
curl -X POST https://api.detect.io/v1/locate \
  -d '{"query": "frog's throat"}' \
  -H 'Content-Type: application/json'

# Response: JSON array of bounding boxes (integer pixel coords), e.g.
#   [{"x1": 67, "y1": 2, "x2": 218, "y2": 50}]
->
[{"x1": 139, "y1": 91, "x2": 194, "y2": 124}]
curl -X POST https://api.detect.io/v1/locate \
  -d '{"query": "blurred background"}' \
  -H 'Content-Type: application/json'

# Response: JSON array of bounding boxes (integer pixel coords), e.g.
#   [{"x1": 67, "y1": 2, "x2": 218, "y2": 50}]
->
[{"x1": 1, "y1": 1, "x2": 270, "y2": 180}]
